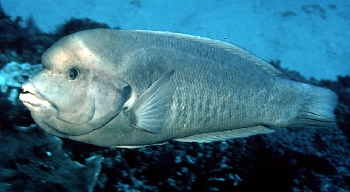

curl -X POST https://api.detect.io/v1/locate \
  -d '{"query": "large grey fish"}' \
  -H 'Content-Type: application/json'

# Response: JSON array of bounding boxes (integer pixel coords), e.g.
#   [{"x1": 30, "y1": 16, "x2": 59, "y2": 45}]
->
[{"x1": 19, "y1": 29, "x2": 337, "y2": 148}]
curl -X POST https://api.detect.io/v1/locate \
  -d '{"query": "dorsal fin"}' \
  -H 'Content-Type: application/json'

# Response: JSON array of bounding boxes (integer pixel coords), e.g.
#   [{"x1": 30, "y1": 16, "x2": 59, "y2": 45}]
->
[{"x1": 135, "y1": 30, "x2": 286, "y2": 78}]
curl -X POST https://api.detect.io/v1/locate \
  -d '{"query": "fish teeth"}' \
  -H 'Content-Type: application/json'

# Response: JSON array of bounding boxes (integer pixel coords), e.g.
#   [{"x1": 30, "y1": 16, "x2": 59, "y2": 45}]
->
[
  {"x1": 22, "y1": 81, "x2": 36, "y2": 93},
  {"x1": 21, "y1": 88, "x2": 32, "y2": 94}
]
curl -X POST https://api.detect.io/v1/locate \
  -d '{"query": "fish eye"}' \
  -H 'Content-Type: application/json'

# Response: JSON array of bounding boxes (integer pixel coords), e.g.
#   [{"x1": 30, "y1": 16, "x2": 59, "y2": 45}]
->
[{"x1": 67, "y1": 68, "x2": 79, "y2": 80}]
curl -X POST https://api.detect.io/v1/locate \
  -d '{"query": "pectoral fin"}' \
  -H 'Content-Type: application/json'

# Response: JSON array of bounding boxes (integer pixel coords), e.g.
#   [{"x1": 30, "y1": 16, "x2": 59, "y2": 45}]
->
[{"x1": 124, "y1": 70, "x2": 174, "y2": 133}]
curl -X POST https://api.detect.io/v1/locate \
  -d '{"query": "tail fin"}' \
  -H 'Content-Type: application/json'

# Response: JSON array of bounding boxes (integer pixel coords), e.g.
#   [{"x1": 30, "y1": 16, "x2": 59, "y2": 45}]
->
[{"x1": 293, "y1": 84, "x2": 338, "y2": 128}]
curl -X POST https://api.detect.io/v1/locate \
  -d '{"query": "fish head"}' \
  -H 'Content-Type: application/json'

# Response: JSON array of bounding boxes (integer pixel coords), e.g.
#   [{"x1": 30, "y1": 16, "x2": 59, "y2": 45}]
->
[{"x1": 19, "y1": 33, "x2": 131, "y2": 137}]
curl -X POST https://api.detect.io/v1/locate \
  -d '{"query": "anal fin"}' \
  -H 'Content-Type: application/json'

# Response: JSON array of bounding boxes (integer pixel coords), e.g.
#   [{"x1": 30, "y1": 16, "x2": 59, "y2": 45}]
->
[{"x1": 174, "y1": 126, "x2": 274, "y2": 143}]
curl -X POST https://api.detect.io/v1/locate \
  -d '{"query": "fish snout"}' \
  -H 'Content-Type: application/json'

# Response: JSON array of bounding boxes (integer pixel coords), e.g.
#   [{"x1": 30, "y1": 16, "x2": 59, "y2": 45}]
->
[{"x1": 19, "y1": 80, "x2": 52, "y2": 108}]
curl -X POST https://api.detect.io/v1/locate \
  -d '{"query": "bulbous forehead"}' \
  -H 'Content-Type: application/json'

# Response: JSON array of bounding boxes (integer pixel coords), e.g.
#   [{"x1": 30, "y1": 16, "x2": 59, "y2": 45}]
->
[{"x1": 41, "y1": 35, "x2": 100, "y2": 71}]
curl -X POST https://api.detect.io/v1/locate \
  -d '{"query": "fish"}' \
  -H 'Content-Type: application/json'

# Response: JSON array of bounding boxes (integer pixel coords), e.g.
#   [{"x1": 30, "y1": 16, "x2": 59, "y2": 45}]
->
[{"x1": 19, "y1": 29, "x2": 338, "y2": 148}]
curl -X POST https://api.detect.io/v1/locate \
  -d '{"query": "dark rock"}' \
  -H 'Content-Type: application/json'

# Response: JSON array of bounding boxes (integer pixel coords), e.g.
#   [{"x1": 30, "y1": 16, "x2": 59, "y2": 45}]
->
[
  {"x1": 54, "y1": 18, "x2": 112, "y2": 39},
  {"x1": 0, "y1": 126, "x2": 103, "y2": 192}
]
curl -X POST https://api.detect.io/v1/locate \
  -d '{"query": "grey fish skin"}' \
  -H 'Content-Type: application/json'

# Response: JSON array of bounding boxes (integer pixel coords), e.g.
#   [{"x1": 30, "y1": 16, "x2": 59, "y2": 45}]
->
[{"x1": 19, "y1": 29, "x2": 338, "y2": 147}]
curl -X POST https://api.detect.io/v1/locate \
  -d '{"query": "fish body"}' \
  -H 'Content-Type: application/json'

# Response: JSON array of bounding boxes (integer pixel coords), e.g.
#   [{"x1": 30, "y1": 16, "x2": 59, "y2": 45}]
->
[{"x1": 19, "y1": 29, "x2": 337, "y2": 147}]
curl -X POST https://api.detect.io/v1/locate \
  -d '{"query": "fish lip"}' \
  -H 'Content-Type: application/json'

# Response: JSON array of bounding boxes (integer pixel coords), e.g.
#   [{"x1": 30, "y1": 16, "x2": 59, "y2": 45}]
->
[
  {"x1": 19, "y1": 80, "x2": 53, "y2": 108},
  {"x1": 21, "y1": 79, "x2": 46, "y2": 99}
]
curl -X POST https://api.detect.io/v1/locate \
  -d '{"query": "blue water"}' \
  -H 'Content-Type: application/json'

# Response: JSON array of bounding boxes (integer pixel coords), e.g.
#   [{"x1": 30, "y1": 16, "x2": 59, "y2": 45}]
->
[{"x1": 1, "y1": 0, "x2": 350, "y2": 80}]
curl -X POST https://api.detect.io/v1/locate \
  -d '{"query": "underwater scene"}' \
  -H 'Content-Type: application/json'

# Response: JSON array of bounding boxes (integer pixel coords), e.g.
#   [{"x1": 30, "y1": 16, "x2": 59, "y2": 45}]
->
[{"x1": 1, "y1": 1, "x2": 350, "y2": 191}]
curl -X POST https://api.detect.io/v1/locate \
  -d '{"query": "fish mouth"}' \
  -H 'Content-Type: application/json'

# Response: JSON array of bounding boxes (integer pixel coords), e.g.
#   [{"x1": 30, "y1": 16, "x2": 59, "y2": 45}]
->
[{"x1": 19, "y1": 81, "x2": 52, "y2": 109}]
